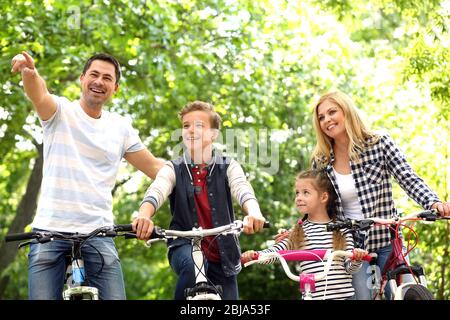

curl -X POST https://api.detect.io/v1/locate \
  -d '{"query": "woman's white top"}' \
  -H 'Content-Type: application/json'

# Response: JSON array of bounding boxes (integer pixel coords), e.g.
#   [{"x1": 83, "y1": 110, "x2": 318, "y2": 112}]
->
[{"x1": 333, "y1": 168, "x2": 364, "y2": 220}]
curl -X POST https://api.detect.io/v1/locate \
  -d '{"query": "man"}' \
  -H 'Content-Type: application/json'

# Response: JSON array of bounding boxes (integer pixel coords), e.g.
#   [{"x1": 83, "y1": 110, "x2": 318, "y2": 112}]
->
[{"x1": 11, "y1": 51, "x2": 164, "y2": 299}]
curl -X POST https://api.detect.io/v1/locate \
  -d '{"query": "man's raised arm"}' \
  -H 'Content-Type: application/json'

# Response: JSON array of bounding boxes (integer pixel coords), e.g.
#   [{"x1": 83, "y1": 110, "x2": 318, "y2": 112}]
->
[{"x1": 11, "y1": 51, "x2": 57, "y2": 121}]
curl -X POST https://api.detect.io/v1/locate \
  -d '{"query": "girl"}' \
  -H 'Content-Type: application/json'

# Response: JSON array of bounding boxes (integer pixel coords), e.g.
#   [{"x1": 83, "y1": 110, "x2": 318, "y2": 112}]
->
[{"x1": 242, "y1": 170, "x2": 367, "y2": 300}]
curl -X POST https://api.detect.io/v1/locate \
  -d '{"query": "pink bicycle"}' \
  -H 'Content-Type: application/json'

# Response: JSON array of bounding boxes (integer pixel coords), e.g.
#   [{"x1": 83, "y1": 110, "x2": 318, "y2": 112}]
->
[{"x1": 243, "y1": 248, "x2": 374, "y2": 300}]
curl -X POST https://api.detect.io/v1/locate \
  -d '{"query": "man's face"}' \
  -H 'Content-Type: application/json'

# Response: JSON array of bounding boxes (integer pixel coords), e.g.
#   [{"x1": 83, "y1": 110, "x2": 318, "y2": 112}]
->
[{"x1": 80, "y1": 60, "x2": 118, "y2": 107}]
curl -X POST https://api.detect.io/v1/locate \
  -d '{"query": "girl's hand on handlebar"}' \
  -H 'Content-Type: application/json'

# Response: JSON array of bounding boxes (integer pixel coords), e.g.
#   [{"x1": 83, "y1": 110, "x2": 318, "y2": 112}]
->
[
  {"x1": 241, "y1": 250, "x2": 257, "y2": 264},
  {"x1": 352, "y1": 248, "x2": 369, "y2": 261}
]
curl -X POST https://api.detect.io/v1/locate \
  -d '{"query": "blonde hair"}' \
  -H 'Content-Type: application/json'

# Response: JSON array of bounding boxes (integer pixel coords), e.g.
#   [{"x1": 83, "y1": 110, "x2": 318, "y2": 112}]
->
[
  {"x1": 178, "y1": 101, "x2": 222, "y2": 129},
  {"x1": 311, "y1": 91, "x2": 379, "y2": 167},
  {"x1": 288, "y1": 170, "x2": 346, "y2": 251}
]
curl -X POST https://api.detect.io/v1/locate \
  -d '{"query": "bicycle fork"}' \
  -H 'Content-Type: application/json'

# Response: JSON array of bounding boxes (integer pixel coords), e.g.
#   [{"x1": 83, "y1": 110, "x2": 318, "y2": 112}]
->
[
  {"x1": 63, "y1": 241, "x2": 99, "y2": 300},
  {"x1": 368, "y1": 262, "x2": 383, "y2": 299},
  {"x1": 184, "y1": 238, "x2": 222, "y2": 300},
  {"x1": 191, "y1": 238, "x2": 208, "y2": 284}
]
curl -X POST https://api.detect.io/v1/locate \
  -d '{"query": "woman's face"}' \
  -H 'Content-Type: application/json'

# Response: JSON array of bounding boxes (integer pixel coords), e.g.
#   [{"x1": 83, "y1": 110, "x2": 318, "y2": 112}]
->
[{"x1": 317, "y1": 100, "x2": 347, "y2": 140}]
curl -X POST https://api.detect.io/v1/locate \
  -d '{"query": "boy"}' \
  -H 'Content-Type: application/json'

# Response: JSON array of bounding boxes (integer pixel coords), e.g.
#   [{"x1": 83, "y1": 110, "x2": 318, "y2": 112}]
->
[{"x1": 132, "y1": 101, "x2": 266, "y2": 299}]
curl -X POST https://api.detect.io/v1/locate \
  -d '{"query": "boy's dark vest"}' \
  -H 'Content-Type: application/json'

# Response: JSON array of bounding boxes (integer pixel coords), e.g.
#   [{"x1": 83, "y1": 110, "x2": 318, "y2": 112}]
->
[{"x1": 168, "y1": 155, "x2": 242, "y2": 276}]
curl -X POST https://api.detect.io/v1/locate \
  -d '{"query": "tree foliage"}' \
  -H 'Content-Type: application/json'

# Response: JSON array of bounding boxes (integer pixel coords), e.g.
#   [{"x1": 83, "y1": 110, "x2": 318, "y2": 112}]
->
[{"x1": 0, "y1": 0, "x2": 448, "y2": 299}]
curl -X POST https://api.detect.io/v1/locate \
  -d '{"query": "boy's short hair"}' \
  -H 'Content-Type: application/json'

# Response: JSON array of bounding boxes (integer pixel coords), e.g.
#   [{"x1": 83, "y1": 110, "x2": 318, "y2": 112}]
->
[{"x1": 178, "y1": 101, "x2": 222, "y2": 129}]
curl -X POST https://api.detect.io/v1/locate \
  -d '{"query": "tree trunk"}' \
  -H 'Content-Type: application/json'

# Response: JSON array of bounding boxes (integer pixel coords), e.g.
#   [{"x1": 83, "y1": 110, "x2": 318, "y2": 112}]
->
[{"x1": 0, "y1": 143, "x2": 43, "y2": 298}]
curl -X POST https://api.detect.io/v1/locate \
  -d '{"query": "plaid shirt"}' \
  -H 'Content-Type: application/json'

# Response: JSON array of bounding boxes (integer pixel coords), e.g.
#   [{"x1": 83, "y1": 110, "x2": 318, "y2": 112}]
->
[{"x1": 313, "y1": 133, "x2": 440, "y2": 252}]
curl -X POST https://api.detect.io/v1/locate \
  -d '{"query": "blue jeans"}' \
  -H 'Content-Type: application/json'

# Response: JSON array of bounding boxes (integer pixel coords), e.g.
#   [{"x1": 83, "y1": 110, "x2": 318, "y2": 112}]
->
[
  {"x1": 28, "y1": 234, "x2": 126, "y2": 300},
  {"x1": 168, "y1": 243, "x2": 238, "y2": 300},
  {"x1": 352, "y1": 244, "x2": 413, "y2": 300}
]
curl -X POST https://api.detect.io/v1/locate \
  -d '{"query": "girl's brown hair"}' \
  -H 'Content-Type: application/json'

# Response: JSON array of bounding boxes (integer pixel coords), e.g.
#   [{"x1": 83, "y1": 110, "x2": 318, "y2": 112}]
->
[{"x1": 288, "y1": 170, "x2": 346, "y2": 251}]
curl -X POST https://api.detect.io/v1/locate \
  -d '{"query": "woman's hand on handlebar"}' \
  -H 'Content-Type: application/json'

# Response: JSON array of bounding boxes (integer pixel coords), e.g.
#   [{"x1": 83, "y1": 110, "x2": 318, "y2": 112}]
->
[
  {"x1": 432, "y1": 201, "x2": 450, "y2": 217},
  {"x1": 274, "y1": 228, "x2": 290, "y2": 243}
]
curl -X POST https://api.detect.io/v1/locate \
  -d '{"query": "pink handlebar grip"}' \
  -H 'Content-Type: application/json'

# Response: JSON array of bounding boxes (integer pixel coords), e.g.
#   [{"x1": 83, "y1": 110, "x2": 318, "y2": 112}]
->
[
  {"x1": 362, "y1": 253, "x2": 376, "y2": 262},
  {"x1": 278, "y1": 249, "x2": 328, "y2": 261}
]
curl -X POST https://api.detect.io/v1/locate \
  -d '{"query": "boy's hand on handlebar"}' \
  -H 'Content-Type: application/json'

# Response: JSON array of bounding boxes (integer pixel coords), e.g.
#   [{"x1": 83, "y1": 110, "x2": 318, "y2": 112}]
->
[
  {"x1": 132, "y1": 203, "x2": 155, "y2": 240},
  {"x1": 352, "y1": 248, "x2": 369, "y2": 262},
  {"x1": 132, "y1": 215, "x2": 154, "y2": 240},
  {"x1": 243, "y1": 215, "x2": 266, "y2": 234},
  {"x1": 432, "y1": 201, "x2": 450, "y2": 217}
]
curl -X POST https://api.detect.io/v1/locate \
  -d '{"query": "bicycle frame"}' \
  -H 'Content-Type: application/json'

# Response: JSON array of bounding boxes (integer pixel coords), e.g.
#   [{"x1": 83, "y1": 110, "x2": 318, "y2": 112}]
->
[
  {"x1": 244, "y1": 249, "x2": 374, "y2": 300},
  {"x1": 63, "y1": 238, "x2": 98, "y2": 300}
]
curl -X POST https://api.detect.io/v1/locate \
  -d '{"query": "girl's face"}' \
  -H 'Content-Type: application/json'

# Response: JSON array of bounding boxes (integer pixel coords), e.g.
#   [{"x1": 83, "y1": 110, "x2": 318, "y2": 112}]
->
[
  {"x1": 317, "y1": 100, "x2": 347, "y2": 140},
  {"x1": 295, "y1": 178, "x2": 328, "y2": 215}
]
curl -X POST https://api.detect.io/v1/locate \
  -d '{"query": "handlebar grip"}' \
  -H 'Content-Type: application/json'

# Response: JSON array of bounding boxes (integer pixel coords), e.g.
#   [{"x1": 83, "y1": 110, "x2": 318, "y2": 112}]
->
[
  {"x1": 263, "y1": 221, "x2": 271, "y2": 228},
  {"x1": 360, "y1": 253, "x2": 377, "y2": 263},
  {"x1": 5, "y1": 232, "x2": 37, "y2": 242},
  {"x1": 417, "y1": 210, "x2": 439, "y2": 221},
  {"x1": 114, "y1": 224, "x2": 133, "y2": 232},
  {"x1": 326, "y1": 220, "x2": 352, "y2": 231}
]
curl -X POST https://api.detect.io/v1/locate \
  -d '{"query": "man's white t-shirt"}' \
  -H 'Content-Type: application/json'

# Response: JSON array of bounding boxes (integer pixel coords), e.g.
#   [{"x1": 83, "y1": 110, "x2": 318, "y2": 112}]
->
[{"x1": 31, "y1": 96, "x2": 144, "y2": 233}]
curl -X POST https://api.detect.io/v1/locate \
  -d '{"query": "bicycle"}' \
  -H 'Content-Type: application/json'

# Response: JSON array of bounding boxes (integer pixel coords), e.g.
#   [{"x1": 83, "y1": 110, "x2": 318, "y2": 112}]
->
[
  {"x1": 4, "y1": 224, "x2": 136, "y2": 300},
  {"x1": 243, "y1": 248, "x2": 374, "y2": 300},
  {"x1": 326, "y1": 209, "x2": 449, "y2": 300},
  {"x1": 145, "y1": 219, "x2": 270, "y2": 300}
]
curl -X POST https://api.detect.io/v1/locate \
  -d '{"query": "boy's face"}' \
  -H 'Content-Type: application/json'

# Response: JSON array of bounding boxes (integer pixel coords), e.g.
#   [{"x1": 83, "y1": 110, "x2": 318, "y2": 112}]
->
[{"x1": 182, "y1": 110, "x2": 217, "y2": 154}]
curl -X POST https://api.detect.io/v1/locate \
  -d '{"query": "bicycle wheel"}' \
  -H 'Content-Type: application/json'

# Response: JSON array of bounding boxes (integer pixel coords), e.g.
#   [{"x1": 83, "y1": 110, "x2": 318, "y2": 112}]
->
[{"x1": 403, "y1": 285, "x2": 433, "y2": 300}]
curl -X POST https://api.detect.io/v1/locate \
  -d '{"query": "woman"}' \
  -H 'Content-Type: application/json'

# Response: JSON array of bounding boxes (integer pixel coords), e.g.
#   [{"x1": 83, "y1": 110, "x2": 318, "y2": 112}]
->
[{"x1": 310, "y1": 90, "x2": 449, "y2": 299}]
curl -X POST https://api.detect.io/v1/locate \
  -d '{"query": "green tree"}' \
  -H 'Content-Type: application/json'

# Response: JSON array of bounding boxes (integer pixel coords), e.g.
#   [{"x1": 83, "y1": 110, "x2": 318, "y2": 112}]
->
[{"x1": 1, "y1": 0, "x2": 448, "y2": 299}]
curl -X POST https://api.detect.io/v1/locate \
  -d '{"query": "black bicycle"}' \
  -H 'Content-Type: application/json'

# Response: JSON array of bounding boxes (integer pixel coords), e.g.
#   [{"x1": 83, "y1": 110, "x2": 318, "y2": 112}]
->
[{"x1": 5, "y1": 224, "x2": 136, "y2": 300}]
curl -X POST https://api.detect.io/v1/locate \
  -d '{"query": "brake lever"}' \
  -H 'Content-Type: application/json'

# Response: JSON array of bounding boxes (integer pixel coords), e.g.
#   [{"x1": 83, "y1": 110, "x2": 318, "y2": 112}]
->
[{"x1": 18, "y1": 241, "x2": 33, "y2": 249}]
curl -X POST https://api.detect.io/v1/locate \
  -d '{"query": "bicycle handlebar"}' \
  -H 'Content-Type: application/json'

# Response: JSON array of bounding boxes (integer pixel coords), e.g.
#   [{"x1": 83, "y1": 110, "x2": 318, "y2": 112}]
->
[
  {"x1": 146, "y1": 220, "x2": 270, "y2": 246},
  {"x1": 326, "y1": 210, "x2": 448, "y2": 232},
  {"x1": 245, "y1": 249, "x2": 376, "y2": 282},
  {"x1": 4, "y1": 224, "x2": 136, "y2": 244}
]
